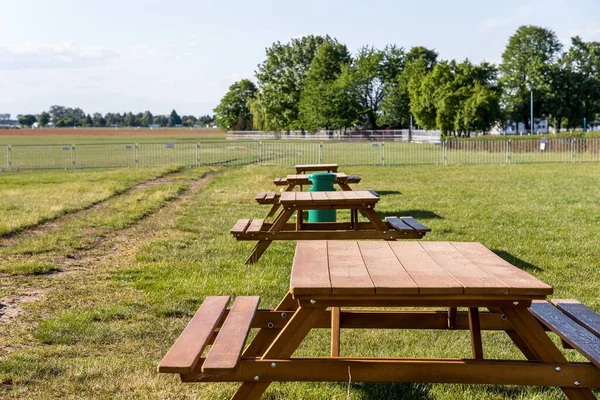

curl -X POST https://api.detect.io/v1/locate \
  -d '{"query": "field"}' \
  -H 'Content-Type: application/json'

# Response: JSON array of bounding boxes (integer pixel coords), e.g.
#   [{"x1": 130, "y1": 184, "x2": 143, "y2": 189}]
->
[
  {"x1": 1, "y1": 163, "x2": 599, "y2": 399},
  {"x1": 0, "y1": 128, "x2": 226, "y2": 145}
]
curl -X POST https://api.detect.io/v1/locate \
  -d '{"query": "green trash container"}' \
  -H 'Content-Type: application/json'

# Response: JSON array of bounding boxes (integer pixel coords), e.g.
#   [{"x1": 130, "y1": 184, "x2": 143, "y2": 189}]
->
[{"x1": 308, "y1": 172, "x2": 336, "y2": 223}]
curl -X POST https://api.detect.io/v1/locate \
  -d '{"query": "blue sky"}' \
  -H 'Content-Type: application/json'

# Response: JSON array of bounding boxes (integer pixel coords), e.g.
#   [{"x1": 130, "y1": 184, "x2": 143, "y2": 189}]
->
[{"x1": 1, "y1": 0, "x2": 598, "y2": 117}]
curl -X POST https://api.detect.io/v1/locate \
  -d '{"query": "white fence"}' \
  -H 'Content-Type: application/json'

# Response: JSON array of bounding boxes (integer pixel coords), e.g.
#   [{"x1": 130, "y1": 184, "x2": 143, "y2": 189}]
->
[
  {"x1": 226, "y1": 129, "x2": 442, "y2": 143},
  {"x1": 1, "y1": 137, "x2": 599, "y2": 171}
]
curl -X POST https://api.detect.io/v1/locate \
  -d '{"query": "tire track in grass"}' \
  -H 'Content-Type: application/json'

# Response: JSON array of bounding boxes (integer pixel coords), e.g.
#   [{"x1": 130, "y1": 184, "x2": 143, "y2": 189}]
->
[
  {"x1": 0, "y1": 170, "x2": 215, "y2": 328},
  {"x1": 0, "y1": 166, "x2": 185, "y2": 244}
]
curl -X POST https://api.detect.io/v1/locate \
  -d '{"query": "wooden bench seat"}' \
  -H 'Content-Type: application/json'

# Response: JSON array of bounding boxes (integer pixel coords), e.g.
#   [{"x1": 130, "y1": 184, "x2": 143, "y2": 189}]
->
[
  {"x1": 386, "y1": 216, "x2": 431, "y2": 234},
  {"x1": 255, "y1": 192, "x2": 280, "y2": 204},
  {"x1": 158, "y1": 296, "x2": 260, "y2": 376},
  {"x1": 530, "y1": 300, "x2": 600, "y2": 369},
  {"x1": 273, "y1": 177, "x2": 288, "y2": 186}
]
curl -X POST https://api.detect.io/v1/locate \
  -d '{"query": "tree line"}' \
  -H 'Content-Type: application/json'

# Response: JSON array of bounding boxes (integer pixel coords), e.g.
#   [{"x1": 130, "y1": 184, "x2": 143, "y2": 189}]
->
[
  {"x1": 214, "y1": 25, "x2": 600, "y2": 136},
  {"x1": 14, "y1": 106, "x2": 215, "y2": 128}
]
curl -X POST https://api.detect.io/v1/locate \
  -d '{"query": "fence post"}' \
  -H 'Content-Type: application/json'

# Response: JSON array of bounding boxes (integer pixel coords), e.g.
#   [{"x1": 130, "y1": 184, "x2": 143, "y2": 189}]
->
[
  {"x1": 443, "y1": 141, "x2": 447, "y2": 164},
  {"x1": 7, "y1": 145, "x2": 11, "y2": 171},
  {"x1": 571, "y1": 138, "x2": 575, "y2": 163},
  {"x1": 506, "y1": 140, "x2": 511, "y2": 164},
  {"x1": 71, "y1": 145, "x2": 76, "y2": 169},
  {"x1": 195, "y1": 143, "x2": 200, "y2": 167},
  {"x1": 318, "y1": 143, "x2": 323, "y2": 164},
  {"x1": 135, "y1": 144, "x2": 139, "y2": 167},
  {"x1": 258, "y1": 142, "x2": 262, "y2": 164},
  {"x1": 380, "y1": 142, "x2": 385, "y2": 166}
]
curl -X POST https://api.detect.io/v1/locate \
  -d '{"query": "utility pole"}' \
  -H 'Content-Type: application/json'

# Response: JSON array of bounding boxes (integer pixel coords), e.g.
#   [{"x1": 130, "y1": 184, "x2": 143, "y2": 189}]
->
[{"x1": 408, "y1": 114, "x2": 413, "y2": 142}]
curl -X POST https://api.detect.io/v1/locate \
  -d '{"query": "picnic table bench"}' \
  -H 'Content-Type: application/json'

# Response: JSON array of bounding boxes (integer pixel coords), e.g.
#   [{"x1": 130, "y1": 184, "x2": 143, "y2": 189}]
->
[
  {"x1": 232, "y1": 190, "x2": 430, "y2": 264},
  {"x1": 158, "y1": 241, "x2": 600, "y2": 399},
  {"x1": 294, "y1": 163, "x2": 338, "y2": 174}
]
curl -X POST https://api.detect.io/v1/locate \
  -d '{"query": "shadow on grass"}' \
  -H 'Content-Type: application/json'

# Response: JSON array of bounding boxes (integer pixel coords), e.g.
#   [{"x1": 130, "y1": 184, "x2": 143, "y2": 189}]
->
[
  {"x1": 348, "y1": 382, "x2": 433, "y2": 399},
  {"x1": 378, "y1": 210, "x2": 444, "y2": 220},
  {"x1": 374, "y1": 190, "x2": 402, "y2": 196},
  {"x1": 492, "y1": 250, "x2": 543, "y2": 272}
]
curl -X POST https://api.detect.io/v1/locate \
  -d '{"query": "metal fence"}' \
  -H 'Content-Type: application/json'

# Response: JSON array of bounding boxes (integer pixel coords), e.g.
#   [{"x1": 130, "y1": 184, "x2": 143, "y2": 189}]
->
[{"x1": 1, "y1": 137, "x2": 599, "y2": 171}]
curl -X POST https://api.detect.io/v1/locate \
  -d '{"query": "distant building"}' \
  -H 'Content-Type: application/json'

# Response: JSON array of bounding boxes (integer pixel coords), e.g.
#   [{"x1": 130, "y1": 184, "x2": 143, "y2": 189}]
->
[
  {"x1": 0, "y1": 119, "x2": 19, "y2": 128},
  {"x1": 491, "y1": 119, "x2": 549, "y2": 135}
]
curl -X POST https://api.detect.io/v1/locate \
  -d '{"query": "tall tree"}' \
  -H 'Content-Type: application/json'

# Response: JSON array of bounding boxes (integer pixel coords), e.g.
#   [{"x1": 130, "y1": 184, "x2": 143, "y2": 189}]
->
[
  {"x1": 18, "y1": 114, "x2": 37, "y2": 127},
  {"x1": 499, "y1": 25, "x2": 563, "y2": 131},
  {"x1": 298, "y1": 41, "x2": 357, "y2": 130},
  {"x1": 168, "y1": 110, "x2": 182, "y2": 127},
  {"x1": 255, "y1": 35, "x2": 335, "y2": 131},
  {"x1": 37, "y1": 112, "x2": 50, "y2": 127},
  {"x1": 140, "y1": 111, "x2": 154, "y2": 126},
  {"x1": 213, "y1": 79, "x2": 257, "y2": 130},
  {"x1": 379, "y1": 46, "x2": 438, "y2": 128}
]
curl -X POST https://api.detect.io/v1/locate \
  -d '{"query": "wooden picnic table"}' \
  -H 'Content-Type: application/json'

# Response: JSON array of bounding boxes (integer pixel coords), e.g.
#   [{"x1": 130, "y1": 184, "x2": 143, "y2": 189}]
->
[
  {"x1": 295, "y1": 163, "x2": 338, "y2": 174},
  {"x1": 232, "y1": 191, "x2": 430, "y2": 264},
  {"x1": 158, "y1": 241, "x2": 600, "y2": 399},
  {"x1": 266, "y1": 172, "x2": 361, "y2": 218}
]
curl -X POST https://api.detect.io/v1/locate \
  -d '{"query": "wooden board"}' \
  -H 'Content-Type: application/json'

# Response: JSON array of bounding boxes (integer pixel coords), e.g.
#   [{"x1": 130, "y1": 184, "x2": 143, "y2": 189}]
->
[
  {"x1": 552, "y1": 299, "x2": 600, "y2": 339},
  {"x1": 230, "y1": 219, "x2": 250, "y2": 234},
  {"x1": 530, "y1": 301, "x2": 600, "y2": 368},
  {"x1": 247, "y1": 219, "x2": 265, "y2": 233},
  {"x1": 202, "y1": 296, "x2": 260, "y2": 374},
  {"x1": 295, "y1": 192, "x2": 312, "y2": 201},
  {"x1": 386, "y1": 216, "x2": 416, "y2": 232},
  {"x1": 451, "y1": 242, "x2": 552, "y2": 296},
  {"x1": 157, "y1": 296, "x2": 230, "y2": 374},
  {"x1": 265, "y1": 192, "x2": 276, "y2": 201},
  {"x1": 310, "y1": 192, "x2": 329, "y2": 202},
  {"x1": 327, "y1": 241, "x2": 374, "y2": 295},
  {"x1": 420, "y1": 242, "x2": 509, "y2": 295},
  {"x1": 290, "y1": 241, "x2": 331, "y2": 295},
  {"x1": 358, "y1": 242, "x2": 418, "y2": 295},
  {"x1": 255, "y1": 192, "x2": 266, "y2": 201},
  {"x1": 295, "y1": 163, "x2": 338, "y2": 173},
  {"x1": 325, "y1": 191, "x2": 345, "y2": 200},
  {"x1": 388, "y1": 242, "x2": 463, "y2": 295},
  {"x1": 400, "y1": 217, "x2": 431, "y2": 232}
]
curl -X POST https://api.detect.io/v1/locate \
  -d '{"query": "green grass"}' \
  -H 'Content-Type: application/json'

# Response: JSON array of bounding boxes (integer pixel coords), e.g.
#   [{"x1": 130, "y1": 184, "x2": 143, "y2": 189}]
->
[
  {"x1": 1, "y1": 164, "x2": 599, "y2": 399},
  {"x1": 0, "y1": 261, "x2": 58, "y2": 276},
  {"x1": 0, "y1": 166, "x2": 182, "y2": 237}
]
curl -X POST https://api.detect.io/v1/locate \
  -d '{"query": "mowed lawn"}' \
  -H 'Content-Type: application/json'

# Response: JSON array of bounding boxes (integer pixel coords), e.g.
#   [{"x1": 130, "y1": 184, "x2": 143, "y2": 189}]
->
[{"x1": 0, "y1": 163, "x2": 599, "y2": 399}]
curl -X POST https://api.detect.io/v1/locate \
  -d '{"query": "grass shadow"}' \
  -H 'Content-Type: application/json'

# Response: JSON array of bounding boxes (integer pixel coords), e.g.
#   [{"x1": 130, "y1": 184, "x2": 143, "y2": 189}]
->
[
  {"x1": 378, "y1": 210, "x2": 444, "y2": 220},
  {"x1": 492, "y1": 250, "x2": 543, "y2": 272},
  {"x1": 350, "y1": 382, "x2": 434, "y2": 399},
  {"x1": 374, "y1": 190, "x2": 402, "y2": 196}
]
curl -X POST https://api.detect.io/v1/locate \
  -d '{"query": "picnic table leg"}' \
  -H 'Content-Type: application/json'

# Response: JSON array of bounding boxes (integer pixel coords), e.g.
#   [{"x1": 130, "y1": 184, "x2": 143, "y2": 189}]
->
[
  {"x1": 245, "y1": 209, "x2": 295, "y2": 264},
  {"x1": 232, "y1": 306, "x2": 324, "y2": 400},
  {"x1": 266, "y1": 203, "x2": 280, "y2": 219},
  {"x1": 331, "y1": 307, "x2": 341, "y2": 357},
  {"x1": 360, "y1": 207, "x2": 389, "y2": 231},
  {"x1": 338, "y1": 182, "x2": 352, "y2": 191},
  {"x1": 468, "y1": 307, "x2": 483, "y2": 359},
  {"x1": 447, "y1": 307, "x2": 457, "y2": 329},
  {"x1": 501, "y1": 307, "x2": 597, "y2": 400},
  {"x1": 243, "y1": 293, "x2": 298, "y2": 357},
  {"x1": 488, "y1": 307, "x2": 537, "y2": 361}
]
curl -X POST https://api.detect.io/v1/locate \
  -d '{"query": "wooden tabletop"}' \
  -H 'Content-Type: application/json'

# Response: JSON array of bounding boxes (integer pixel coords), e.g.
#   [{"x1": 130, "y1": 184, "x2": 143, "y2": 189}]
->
[
  {"x1": 295, "y1": 163, "x2": 338, "y2": 172},
  {"x1": 290, "y1": 241, "x2": 553, "y2": 297},
  {"x1": 285, "y1": 173, "x2": 348, "y2": 182},
  {"x1": 280, "y1": 190, "x2": 379, "y2": 205}
]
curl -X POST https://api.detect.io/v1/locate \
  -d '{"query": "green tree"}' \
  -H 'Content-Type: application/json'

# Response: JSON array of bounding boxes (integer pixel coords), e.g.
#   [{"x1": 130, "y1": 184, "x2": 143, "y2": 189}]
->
[
  {"x1": 37, "y1": 112, "x2": 50, "y2": 127},
  {"x1": 168, "y1": 110, "x2": 182, "y2": 127},
  {"x1": 410, "y1": 60, "x2": 501, "y2": 136},
  {"x1": 84, "y1": 114, "x2": 93, "y2": 127},
  {"x1": 499, "y1": 25, "x2": 563, "y2": 131},
  {"x1": 92, "y1": 112, "x2": 106, "y2": 127},
  {"x1": 140, "y1": 111, "x2": 153, "y2": 126},
  {"x1": 255, "y1": 35, "x2": 336, "y2": 131},
  {"x1": 18, "y1": 114, "x2": 37, "y2": 127},
  {"x1": 298, "y1": 41, "x2": 357, "y2": 130},
  {"x1": 213, "y1": 79, "x2": 257, "y2": 130}
]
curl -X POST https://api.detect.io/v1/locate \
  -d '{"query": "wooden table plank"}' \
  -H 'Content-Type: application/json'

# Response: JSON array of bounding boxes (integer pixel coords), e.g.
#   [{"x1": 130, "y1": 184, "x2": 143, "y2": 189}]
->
[
  {"x1": 325, "y1": 191, "x2": 345, "y2": 200},
  {"x1": 310, "y1": 192, "x2": 329, "y2": 201},
  {"x1": 327, "y1": 241, "x2": 375, "y2": 295},
  {"x1": 388, "y1": 242, "x2": 463, "y2": 295},
  {"x1": 420, "y1": 242, "x2": 509, "y2": 295},
  {"x1": 296, "y1": 192, "x2": 312, "y2": 201},
  {"x1": 358, "y1": 242, "x2": 418, "y2": 295},
  {"x1": 451, "y1": 242, "x2": 552, "y2": 296},
  {"x1": 280, "y1": 192, "x2": 296, "y2": 202},
  {"x1": 290, "y1": 241, "x2": 331, "y2": 295}
]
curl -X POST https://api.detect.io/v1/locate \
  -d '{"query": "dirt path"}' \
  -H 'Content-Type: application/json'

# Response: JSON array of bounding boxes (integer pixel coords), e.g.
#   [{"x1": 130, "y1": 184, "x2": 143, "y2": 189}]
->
[{"x1": 0, "y1": 170, "x2": 215, "y2": 328}]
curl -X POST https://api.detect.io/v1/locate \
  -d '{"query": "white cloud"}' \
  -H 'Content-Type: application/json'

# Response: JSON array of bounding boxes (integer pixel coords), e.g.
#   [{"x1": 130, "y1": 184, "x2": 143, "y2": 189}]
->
[
  {"x1": 0, "y1": 42, "x2": 118, "y2": 71},
  {"x1": 478, "y1": 2, "x2": 538, "y2": 33}
]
